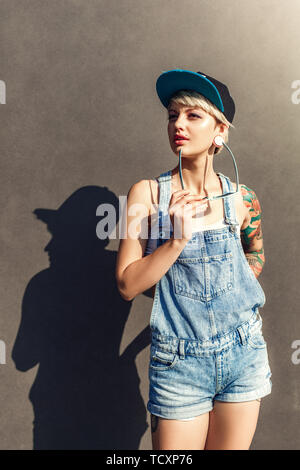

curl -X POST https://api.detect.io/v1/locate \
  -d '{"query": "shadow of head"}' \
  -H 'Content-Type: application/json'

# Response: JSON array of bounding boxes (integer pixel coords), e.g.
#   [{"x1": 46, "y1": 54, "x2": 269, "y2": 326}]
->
[{"x1": 33, "y1": 185, "x2": 119, "y2": 268}]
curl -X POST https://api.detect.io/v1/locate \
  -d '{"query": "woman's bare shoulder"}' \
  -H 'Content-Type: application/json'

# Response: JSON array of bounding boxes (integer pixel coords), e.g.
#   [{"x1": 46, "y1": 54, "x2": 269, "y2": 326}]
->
[{"x1": 127, "y1": 177, "x2": 159, "y2": 213}]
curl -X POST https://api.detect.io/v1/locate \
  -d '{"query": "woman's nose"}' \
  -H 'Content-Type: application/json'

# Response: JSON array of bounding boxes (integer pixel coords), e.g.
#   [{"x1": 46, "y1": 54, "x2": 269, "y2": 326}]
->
[{"x1": 174, "y1": 115, "x2": 187, "y2": 128}]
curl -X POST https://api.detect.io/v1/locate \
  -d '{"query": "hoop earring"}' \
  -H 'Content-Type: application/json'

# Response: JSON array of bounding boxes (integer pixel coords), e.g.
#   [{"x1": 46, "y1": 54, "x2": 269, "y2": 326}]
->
[{"x1": 213, "y1": 135, "x2": 224, "y2": 147}]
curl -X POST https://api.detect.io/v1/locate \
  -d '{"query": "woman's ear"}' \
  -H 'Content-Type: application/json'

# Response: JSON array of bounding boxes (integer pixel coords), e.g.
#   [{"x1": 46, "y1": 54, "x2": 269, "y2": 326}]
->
[{"x1": 216, "y1": 122, "x2": 228, "y2": 139}]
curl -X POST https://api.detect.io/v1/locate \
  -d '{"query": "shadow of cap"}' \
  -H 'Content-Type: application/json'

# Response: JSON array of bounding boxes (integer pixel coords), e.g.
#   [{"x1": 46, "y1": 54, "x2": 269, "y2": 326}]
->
[{"x1": 33, "y1": 185, "x2": 119, "y2": 235}]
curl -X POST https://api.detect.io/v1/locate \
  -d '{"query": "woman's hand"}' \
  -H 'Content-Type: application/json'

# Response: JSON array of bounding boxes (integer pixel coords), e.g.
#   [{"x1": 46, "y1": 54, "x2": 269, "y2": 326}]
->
[{"x1": 168, "y1": 189, "x2": 208, "y2": 242}]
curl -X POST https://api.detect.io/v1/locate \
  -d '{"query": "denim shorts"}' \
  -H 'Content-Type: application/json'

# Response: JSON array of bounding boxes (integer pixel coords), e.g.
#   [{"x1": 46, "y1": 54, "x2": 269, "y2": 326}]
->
[{"x1": 147, "y1": 310, "x2": 272, "y2": 420}]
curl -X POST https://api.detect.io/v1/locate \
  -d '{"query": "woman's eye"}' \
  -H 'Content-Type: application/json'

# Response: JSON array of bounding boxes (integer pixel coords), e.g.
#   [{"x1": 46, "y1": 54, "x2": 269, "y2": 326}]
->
[{"x1": 167, "y1": 113, "x2": 201, "y2": 120}]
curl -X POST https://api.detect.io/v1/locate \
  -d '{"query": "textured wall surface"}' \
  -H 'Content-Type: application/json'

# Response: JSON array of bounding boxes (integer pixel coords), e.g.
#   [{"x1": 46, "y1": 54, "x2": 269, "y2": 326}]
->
[{"x1": 0, "y1": 0, "x2": 299, "y2": 450}]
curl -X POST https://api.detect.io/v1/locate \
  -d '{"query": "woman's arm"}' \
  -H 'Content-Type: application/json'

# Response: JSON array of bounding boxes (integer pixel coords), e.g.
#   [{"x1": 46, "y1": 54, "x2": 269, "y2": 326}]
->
[
  {"x1": 240, "y1": 185, "x2": 265, "y2": 278},
  {"x1": 115, "y1": 180, "x2": 187, "y2": 301}
]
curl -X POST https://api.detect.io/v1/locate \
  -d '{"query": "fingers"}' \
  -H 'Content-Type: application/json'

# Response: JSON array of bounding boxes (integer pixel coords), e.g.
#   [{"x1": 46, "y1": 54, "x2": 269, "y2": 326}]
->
[
  {"x1": 169, "y1": 191, "x2": 209, "y2": 241},
  {"x1": 178, "y1": 201, "x2": 208, "y2": 217},
  {"x1": 171, "y1": 194, "x2": 208, "y2": 213},
  {"x1": 169, "y1": 189, "x2": 190, "y2": 206},
  {"x1": 170, "y1": 192, "x2": 205, "y2": 205},
  {"x1": 170, "y1": 200, "x2": 208, "y2": 226}
]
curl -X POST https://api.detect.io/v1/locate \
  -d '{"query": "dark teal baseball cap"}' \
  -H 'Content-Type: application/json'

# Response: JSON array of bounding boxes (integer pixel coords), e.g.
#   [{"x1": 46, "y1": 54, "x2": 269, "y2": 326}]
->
[{"x1": 156, "y1": 68, "x2": 235, "y2": 123}]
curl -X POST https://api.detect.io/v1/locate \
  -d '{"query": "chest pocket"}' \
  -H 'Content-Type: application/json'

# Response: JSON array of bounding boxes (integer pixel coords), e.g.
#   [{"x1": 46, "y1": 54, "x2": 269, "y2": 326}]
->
[{"x1": 172, "y1": 252, "x2": 234, "y2": 302}]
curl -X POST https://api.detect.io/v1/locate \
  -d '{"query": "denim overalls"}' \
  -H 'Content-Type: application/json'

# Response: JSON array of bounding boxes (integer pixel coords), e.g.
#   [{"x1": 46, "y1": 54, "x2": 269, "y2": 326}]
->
[{"x1": 147, "y1": 170, "x2": 272, "y2": 420}]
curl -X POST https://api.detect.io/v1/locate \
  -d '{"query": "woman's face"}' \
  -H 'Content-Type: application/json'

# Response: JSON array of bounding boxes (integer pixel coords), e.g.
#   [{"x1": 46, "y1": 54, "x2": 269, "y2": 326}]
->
[{"x1": 167, "y1": 103, "x2": 220, "y2": 157}]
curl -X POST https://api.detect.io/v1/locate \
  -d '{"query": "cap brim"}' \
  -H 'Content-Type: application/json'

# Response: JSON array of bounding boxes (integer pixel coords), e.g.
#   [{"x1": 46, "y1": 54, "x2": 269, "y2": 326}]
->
[
  {"x1": 33, "y1": 208, "x2": 57, "y2": 225},
  {"x1": 156, "y1": 69, "x2": 224, "y2": 112}
]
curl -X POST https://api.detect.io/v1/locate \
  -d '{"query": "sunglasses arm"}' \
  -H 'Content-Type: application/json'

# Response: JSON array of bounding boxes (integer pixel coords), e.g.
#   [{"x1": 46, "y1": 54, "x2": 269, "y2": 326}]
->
[{"x1": 179, "y1": 142, "x2": 240, "y2": 202}]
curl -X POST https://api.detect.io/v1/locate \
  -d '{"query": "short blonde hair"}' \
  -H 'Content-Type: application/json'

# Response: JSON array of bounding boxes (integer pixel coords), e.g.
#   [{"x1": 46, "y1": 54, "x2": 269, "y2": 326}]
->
[{"x1": 167, "y1": 90, "x2": 235, "y2": 155}]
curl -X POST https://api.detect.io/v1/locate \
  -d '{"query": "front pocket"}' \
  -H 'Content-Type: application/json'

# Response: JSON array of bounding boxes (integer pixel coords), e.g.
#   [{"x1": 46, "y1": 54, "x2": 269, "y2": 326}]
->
[
  {"x1": 247, "y1": 331, "x2": 267, "y2": 350},
  {"x1": 172, "y1": 252, "x2": 234, "y2": 301},
  {"x1": 149, "y1": 347, "x2": 179, "y2": 371},
  {"x1": 247, "y1": 321, "x2": 267, "y2": 350}
]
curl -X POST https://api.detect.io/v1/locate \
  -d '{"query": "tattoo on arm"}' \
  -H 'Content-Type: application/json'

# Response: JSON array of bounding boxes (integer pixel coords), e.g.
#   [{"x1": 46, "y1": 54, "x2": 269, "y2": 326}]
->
[
  {"x1": 240, "y1": 185, "x2": 265, "y2": 278},
  {"x1": 244, "y1": 249, "x2": 265, "y2": 278}
]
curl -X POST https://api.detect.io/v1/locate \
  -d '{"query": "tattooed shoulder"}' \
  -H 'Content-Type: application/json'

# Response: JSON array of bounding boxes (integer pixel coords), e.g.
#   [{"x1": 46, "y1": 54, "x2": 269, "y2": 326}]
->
[
  {"x1": 240, "y1": 185, "x2": 264, "y2": 247},
  {"x1": 240, "y1": 184, "x2": 262, "y2": 231}
]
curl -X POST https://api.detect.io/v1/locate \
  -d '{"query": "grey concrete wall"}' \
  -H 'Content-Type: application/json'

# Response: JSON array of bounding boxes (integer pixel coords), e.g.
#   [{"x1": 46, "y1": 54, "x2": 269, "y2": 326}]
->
[{"x1": 0, "y1": 0, "x2": 299, "y2": 449}]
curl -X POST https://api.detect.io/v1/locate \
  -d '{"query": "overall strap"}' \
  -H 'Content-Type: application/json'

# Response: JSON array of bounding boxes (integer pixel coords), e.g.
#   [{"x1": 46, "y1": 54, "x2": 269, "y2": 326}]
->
[
  {"x1": 157, "y1": 170, "x2": 172, "y2": 213},
  {"x1": 157, "y1": 170, "x2": 173, "y2": 246},
  {"x1": 217, "y1": 172, "x2": 240, "y2": 232}
]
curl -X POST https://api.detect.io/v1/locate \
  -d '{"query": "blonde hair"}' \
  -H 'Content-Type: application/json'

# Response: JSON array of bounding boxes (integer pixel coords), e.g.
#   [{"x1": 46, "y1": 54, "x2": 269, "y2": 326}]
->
[{"x1": 167, "y1": 90, "x2": 235, "y2": 155}]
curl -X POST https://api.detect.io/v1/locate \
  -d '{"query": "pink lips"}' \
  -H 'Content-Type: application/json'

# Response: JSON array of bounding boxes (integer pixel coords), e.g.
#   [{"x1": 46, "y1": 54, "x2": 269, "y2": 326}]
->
[{"x1": 174, "y1": 135, "x2": 189, "y2": 143}]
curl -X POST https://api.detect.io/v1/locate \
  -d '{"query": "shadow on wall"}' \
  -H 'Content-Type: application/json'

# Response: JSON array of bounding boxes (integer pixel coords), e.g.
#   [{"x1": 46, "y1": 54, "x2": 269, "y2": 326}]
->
[{"x1": 11, "y1": 185, "x2": 152, "y2": 450}]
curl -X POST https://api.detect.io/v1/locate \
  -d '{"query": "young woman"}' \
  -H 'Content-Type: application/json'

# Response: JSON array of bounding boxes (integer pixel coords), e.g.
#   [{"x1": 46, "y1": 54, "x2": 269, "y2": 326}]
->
[{"x1": 116, "y1": 69, "x2": 272, "y2": 450}]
